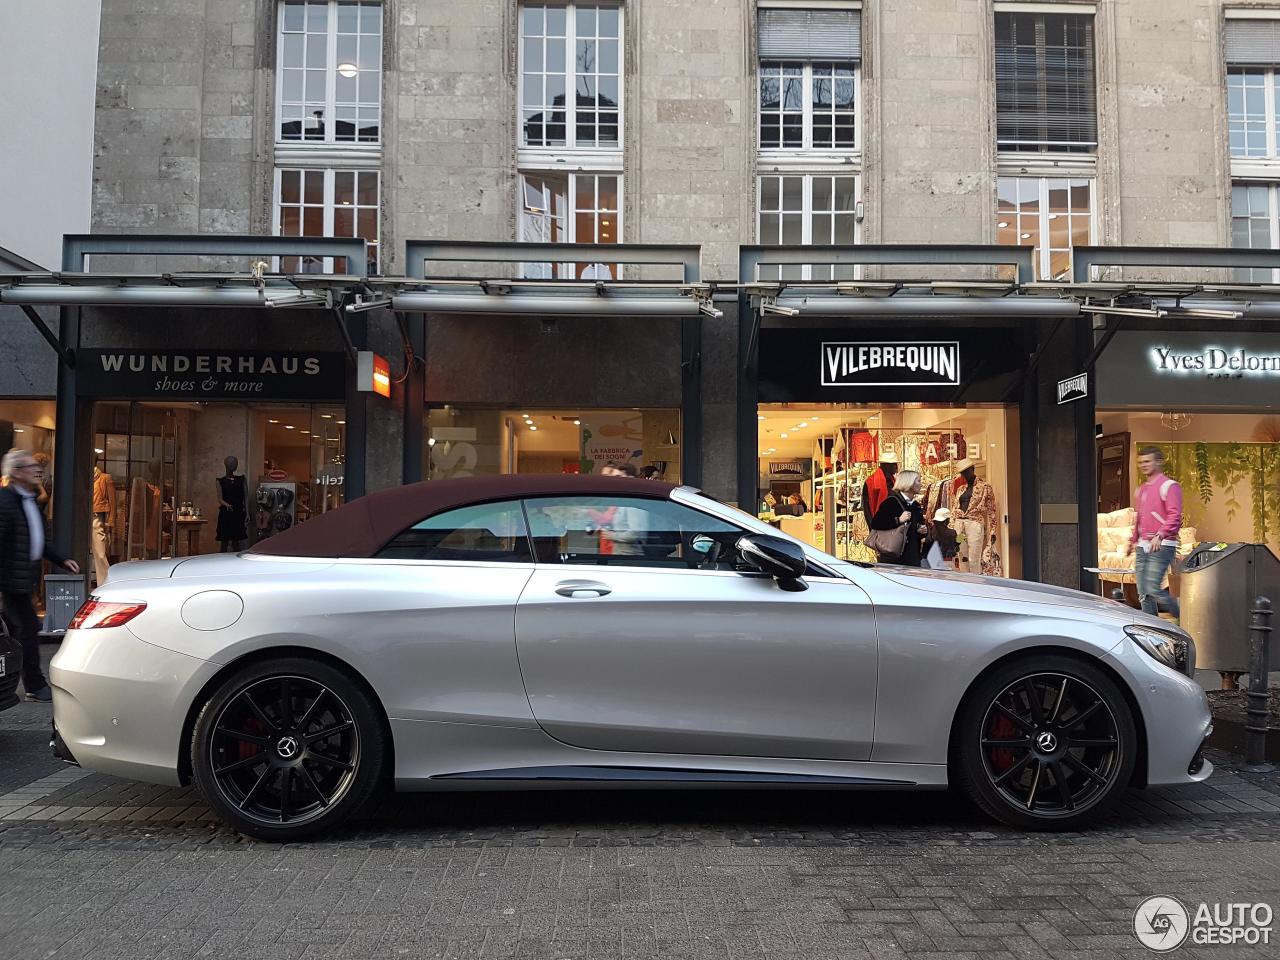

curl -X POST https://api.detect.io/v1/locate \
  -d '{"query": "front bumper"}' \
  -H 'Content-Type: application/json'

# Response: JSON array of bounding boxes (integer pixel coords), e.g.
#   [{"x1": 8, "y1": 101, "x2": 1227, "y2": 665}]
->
[
  {"x1": 49, "y1": 625, "x2": 218, "y2": 786},
  {"x1": 1106, "y1": 637, "x2": 1214, "y2": 787}
]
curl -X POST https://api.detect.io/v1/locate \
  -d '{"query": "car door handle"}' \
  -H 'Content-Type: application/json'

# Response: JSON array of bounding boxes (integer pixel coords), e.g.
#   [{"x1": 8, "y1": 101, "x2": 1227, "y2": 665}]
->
[{"x1": 554, "y1": 580, "x2": 612, "y2": 598}]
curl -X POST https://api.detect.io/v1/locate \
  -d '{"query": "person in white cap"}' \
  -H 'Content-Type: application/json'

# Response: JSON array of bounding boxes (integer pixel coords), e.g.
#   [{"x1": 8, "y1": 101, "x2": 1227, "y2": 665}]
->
[
  {"x1": 929, "y1": 506, "x2": 959, "y2": 566},
  {"x1": 860, "y1": 448, "x2": 898, "y2": 528}
]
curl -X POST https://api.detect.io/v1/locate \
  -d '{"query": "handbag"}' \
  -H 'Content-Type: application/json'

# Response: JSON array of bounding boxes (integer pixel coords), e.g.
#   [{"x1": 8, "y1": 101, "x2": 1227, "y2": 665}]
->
[
  {"x1": 865, "y1": 522, "x2": 908, "y2": 560},
  {"x1": 865, "y1": 497, "x2": 910, "y2": 560}
]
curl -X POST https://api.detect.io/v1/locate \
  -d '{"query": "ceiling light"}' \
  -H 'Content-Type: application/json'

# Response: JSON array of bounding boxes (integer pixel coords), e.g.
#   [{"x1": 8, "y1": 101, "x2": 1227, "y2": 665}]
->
[
  {"x1": 601, "y1": 219, "x2": 610, "y2": 226},
  {"x1": 768, "y1": 447, "x2": 776, "y2": 452},
  {"x1": 269, "y1": 419, "x2": 279, "y2": 424},
  {"x1": 780, "y1": 432, "x2": 788, "y2": 439},
  {"x1": 428, "y1": 437, "x2": 437, "y2": 447},
  {"x1": 757, "y1": 414, "x2": 766, "y2": 420},
  {"x1": 337, "y1": 62, "x2": 358, "y2": 78},
  {"x1": 529, "y1": 425, "x2": 538, "y2": 431},
  {"x1": 321, "y1": 414, "x2": 333, "y2": 419},
  {"x1": 301, "y1": 430, "x2": 310, "y2": 435},
  {"x1": 284, "y1": 425, "x2": 295, "y2": 430},
  {"x1": 798, "y1": 422, "x2": 808, "y2": 428},
  {"x1": 336, "y1": 420, "x2": 345, "y2": 425},
  {"x1": 13, "y1": 428, "x2": 24, "y2": 433},
  {"x1": 997, "y1": 221, "x2": 1008, "y2": 228},
  {"x1": 1048, "y1": 213, "x2": 1059, "y2": 220},
  {"x1": 1020, "y1": 233, "x2": 1031, "y2": 240},
  {"x1": 94, "y1": 448, "x2": 104, "y2": 455},
  {"x1": 573, "y1": 418, "x2": 581, "y2": 425}
]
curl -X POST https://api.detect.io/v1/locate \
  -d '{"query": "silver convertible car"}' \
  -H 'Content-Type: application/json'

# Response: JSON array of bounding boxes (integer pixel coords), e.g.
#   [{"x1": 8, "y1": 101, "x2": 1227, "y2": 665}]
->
[{"x1": 51, "y1": 475, "x2": 1212, "y2": 840}]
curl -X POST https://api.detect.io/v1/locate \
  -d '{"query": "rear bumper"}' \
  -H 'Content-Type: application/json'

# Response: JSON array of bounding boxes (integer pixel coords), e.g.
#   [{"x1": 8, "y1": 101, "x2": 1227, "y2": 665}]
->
[
  {"x1": 49, "y1": 625, "x2": 218, "y2": 786},
  {"x1": 50, "y1": 723, "x2": 79, "y2": 766}
]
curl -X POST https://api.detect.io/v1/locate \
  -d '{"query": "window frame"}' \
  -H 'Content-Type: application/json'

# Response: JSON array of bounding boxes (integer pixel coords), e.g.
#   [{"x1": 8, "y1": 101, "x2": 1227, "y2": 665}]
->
[
  {"x1": 372, "y1": 499, "x2": 536, "y2": 565},
  {"x1": 1230, "y1": 179, "x2": 1280, "y2": 282},
  {"x1": 517, "y1": 170, "x2": 623, "y2": 277},
  {"x1": 995, "y1": 175, "x2": 1096, "y2": 282},
  {"x1": 757, "y1": 60, "x2": 860, "y2": 161},
  {"x1": 274, "y1": 0, "x2": 383, "y2": 148},
  {"x1": 993, "y1": 9, "x2": 1098, "y2": 157},
  {"x1": 272, "y1": 167, "x2": 381, "y2": 275},
  {"x1": 517, "y1": 1, "x2": 625, "y2": 162},
  {"x1": 755, "y1": 173, "x2": 861, "y2": 281},
  {"x1": 521, "y1": 494, "x2": 753, "y2": 573}
]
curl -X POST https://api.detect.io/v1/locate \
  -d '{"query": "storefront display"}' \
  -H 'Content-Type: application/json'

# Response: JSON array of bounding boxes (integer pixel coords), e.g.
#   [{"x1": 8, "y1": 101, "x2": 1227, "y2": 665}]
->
[
  {"x1": 758, "y1": 405, "x2": 1013, "y2": 574},
  {"x1": 89, "y1": 401, "x2": 345, "y2": 562},
  {"x1": 753, "y1": 323, "x2": 1024, "y2": 575},
  {"x1": 427, "y1": 407, "x2": 681, "y2": 482},
  {"x1": 1095, "y1": 329, "x2": 1280, "y2": 607}
]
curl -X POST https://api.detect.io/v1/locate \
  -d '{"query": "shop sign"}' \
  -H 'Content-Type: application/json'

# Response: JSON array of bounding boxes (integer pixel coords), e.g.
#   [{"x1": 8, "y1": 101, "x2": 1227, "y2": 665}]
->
[
  {"x1": 77, "y1": 349, "x2": 346, "y2": 401},
  {"x1": 1150, "y1": 345, "x2": 1280, "y2": 379},
  {"x1": 820, "y1": 341, "x2": 960, "y2": 388},
  {"x1": 766, "y1": 460, "x2": 810, "y2": 479},
  {"x1": 1096, "y1": 332, "x2": 1280, "y2": 409},
  {"x1": 1057, "y1": 372, "x2": 1088, "y2": 404}
]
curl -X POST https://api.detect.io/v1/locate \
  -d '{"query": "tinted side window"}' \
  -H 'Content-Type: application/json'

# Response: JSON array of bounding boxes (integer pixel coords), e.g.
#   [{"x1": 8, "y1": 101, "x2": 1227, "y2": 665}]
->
[
  {"x1": 376, "y1": 501, "x2": 532, "y2": 562},
  {"x1": 522, "y1": 496, "x2": 745, "y2": 569}
]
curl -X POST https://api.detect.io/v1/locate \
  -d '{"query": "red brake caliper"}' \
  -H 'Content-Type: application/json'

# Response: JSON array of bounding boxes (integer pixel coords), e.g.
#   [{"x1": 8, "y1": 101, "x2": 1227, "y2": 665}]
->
[
  {"x1": 238, "y1": 716, "x2": 266, "y2": 761},
  {"x1": 987, "y1": 699, "x2": 1017, "y2": 773}
]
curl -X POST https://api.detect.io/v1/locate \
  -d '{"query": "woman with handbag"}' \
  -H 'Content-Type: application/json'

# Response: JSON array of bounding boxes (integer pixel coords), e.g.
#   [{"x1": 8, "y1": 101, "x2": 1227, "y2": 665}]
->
[{"x1": 867, "y1": 470, "x2": 927, "y2": 566}]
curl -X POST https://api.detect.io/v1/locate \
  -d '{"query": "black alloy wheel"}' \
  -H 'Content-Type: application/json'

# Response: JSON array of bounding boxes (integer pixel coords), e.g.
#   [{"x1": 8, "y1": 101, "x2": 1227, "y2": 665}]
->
[
  {"x1": 191, "y1": 657, "x2": 386, "y2": 841},
  {"x1": 954, "y1": 654, "x2": 1136, "y2": 830}
]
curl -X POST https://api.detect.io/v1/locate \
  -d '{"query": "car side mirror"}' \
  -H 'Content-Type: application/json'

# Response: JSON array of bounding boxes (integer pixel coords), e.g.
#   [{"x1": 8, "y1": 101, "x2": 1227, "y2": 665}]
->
[{"x1": 736, "y1": 534, "x2": 808, "y2": 591}]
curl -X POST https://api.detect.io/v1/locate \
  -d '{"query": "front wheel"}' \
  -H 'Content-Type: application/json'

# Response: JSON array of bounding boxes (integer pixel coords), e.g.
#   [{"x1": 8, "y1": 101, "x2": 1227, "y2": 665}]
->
[
  {"x1": 953, "y1": 654, "x2": 1136, "y2": 830},
  {"x1": 191, "y1": 657, "x2": 386, "y2": 841}
]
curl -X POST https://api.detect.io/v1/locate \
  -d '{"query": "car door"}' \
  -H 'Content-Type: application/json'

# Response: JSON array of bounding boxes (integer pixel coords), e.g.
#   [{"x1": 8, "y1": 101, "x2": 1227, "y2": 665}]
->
[
  {"x1": 350, "y1": 499, "x2": 536, "y2": 727},
  {"x1": 514, "y1": 494, "x2": 878, "y2": 761}
]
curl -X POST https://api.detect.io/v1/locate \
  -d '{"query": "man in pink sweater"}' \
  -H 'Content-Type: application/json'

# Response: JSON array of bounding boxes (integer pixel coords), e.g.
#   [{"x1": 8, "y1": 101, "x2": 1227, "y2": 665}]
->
[{"x1": 1123, "y1": 446, "x2": 1182, "y2": 621}]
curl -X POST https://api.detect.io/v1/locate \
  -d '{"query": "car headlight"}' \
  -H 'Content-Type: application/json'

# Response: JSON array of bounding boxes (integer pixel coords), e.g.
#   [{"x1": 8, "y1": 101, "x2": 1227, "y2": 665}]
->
[{"x1": 1124, "y1": 624, "x2": 1185, "y2": 671}]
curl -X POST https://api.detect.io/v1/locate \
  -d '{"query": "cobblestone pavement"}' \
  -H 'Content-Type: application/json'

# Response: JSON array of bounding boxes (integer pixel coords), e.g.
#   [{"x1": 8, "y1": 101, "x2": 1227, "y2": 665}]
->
[{"x1": 2, "y1": 650, "x2": 1279, "y2": 958}]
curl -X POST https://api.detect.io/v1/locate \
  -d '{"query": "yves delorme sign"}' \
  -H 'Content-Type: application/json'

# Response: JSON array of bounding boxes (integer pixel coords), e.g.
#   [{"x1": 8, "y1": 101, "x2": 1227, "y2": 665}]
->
[
  {"x1": 78, "y1": 349, "x2": 346, "y2": 400},
  {"x1": 1096, "y1": 332, "x2": 1280, "y2": 408},
  {"x1": 1150, "y1": 345, "x2": 1280, "y2": 379},
  {"x1": 821, "y1": 341, "x2": 960, "y2": 387}
]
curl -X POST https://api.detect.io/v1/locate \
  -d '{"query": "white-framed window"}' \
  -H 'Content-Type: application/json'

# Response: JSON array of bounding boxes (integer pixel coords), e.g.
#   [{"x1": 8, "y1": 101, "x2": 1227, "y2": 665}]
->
[
  {"x1": 276, "y1": 0, "x2": 382, "y2": 144},
  {"x1": 759, "y1": 62, "x2": 857, "y2": 152},
  {"x1": 519, "y1": 172, "x2": 621, "y2": 278},
  {"x1": 756, "y1": 174, "x2": 859, "y2": 280},
  {"x1": 995, "y1": 11, "x2": 1096, "y2": 155},
  {"x1": 996, "y1": 177, "x2": 1094, "y2": 281},
  {"x1": 275, "y1": 168, "x2": 380, "y2": 274},
  {"x1": 1230, "y1": 182, "x2": 1280, "y2": 282},
  {"x1": 1227, "y1": 68, "x2": 1277, "y2": 159},
  {"x1": 1224, "y1": 19, "x2": 1280, "y2": 274},
  {"x1": 756, "y1": 6, "x2": 861, "y2": 162},
  {"x1": 519, "y1": 3, "x2": 622, "y2": 152}
]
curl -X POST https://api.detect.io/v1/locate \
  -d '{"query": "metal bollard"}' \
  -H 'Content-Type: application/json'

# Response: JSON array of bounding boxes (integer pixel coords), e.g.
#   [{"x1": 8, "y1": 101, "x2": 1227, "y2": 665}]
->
[{"x1": 1246, "y1": 597, "x2": 1273, "y2": 772}]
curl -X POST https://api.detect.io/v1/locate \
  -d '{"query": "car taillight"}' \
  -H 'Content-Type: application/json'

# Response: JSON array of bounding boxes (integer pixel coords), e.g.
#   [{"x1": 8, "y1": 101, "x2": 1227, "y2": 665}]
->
[{"x1": 67, "y1": 599, "x2": 147, "y2": 630}]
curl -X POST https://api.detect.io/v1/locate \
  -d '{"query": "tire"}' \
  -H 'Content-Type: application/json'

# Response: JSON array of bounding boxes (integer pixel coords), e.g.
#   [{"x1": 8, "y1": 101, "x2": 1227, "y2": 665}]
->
[
  {"x1": 191, "y1": 656, "x2": 387, "y2": 841},
  {"x1": 953, "y1": 653, "x2": 1137, "y2": 831}
]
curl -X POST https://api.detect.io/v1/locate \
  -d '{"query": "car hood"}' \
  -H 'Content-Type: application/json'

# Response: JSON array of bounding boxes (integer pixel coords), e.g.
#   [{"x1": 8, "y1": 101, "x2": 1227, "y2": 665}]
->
[{"x1": 869, "y1": 565, "x2": 1139, "y2": 621}]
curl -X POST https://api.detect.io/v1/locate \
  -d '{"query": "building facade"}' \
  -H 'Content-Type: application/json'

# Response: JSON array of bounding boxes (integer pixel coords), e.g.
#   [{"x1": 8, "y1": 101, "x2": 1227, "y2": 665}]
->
[{"x1": 38, "y1": 0, "x2": 1280, "y2": 589}]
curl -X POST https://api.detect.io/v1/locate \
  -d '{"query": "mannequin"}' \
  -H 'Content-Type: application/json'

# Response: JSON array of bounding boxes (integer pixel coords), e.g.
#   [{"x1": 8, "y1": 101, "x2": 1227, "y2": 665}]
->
[
  {"x1": 90, "y1": 466, "x2": 115, "y2": 586},
  {"x1": 860, "y1": 450, "x2": 898, "y2": 527},
  {"x1": 948, "y1": 458, "x2": 1000, "y2": 575},
  {"x1": 215, "y1": 455, "x2": 248, "y2": 552}
]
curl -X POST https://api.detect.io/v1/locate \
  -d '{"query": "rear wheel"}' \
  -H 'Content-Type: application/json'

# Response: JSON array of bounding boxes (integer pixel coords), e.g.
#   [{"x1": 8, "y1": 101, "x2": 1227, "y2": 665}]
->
[
  {"x1": 191, "y1": 657, "x2": 386, "y2": 841},
  {"x1": 954, "y1": 654, "x2": 1136, "y2": 830}
]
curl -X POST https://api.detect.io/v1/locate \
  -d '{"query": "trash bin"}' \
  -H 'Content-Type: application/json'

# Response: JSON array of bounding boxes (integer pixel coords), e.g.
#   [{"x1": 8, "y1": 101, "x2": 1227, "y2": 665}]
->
[
  {"x1": 1180, "y1": 543, "x2": 1280, "y2": 673},
  {"x1": 41, "y1": 573, "x2": 87, "y2": 637}
]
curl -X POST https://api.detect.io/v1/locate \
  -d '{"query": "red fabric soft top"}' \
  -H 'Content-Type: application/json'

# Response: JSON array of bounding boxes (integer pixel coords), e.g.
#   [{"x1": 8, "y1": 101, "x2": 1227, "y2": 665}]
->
[{"x1": 247, "y1": 474, "x2": 677, "y2": 558}]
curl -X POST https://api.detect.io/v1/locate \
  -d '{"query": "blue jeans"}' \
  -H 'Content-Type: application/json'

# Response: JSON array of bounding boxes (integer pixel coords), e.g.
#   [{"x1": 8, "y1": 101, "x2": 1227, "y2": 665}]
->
[{"x1": 1134, "y1": 544, "x2": 1180, "y2": 619}]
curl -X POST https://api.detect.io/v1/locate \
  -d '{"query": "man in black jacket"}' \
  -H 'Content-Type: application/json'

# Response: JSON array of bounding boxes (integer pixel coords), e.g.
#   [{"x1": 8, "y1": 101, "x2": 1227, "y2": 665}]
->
[{"x1": 1, "y1": 449, "x2": 80, "y2": 702}]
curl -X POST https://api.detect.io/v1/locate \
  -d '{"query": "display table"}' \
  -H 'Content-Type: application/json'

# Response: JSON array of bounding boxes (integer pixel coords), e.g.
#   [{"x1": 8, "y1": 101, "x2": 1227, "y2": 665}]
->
[{"x1": 176, "y1": 518, "x2": 209, "y2": 556}]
